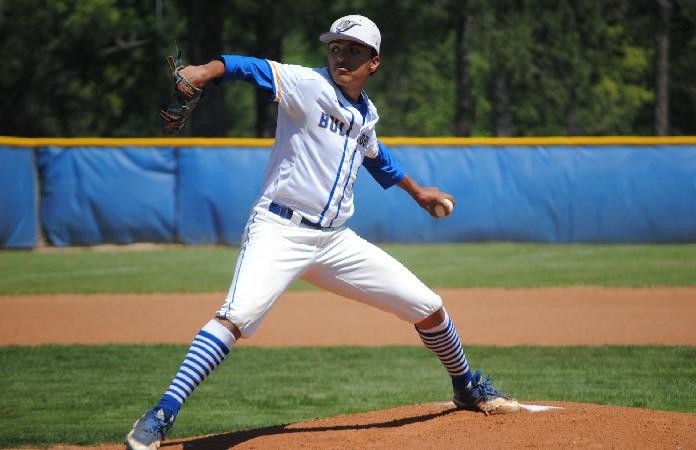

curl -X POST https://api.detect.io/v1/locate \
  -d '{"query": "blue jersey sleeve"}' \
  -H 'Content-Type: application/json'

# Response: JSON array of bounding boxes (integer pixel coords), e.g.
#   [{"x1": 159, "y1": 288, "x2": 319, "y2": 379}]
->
[
  {"x1": 362, "y1": 141, "x2": 406, "y2": 189},
  {"x1": 217, "y1": 54, "x2": 275, "y2": 93}
]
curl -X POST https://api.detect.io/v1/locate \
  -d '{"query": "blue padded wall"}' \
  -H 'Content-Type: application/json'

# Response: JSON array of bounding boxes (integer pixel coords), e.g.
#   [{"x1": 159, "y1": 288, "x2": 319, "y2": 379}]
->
[
  {"x1": 0, "y1": 147, "x2": 37, "y2": 248},
  {"x1": 37, "y1": 146, "x2": 176, "y2": 246},
  {"x1": 352, "y1": 145, "x2": 696, "y2": 243},
  {"x1": 7, "y1": 143, "x2": 694, "y2": 246},
  {"x1": 177, "y1": 147, "x2": 270, "y2": 245}
]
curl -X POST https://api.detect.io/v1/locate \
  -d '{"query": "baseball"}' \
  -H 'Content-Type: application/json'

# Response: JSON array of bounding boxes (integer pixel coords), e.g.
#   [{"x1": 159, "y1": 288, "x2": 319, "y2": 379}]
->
[{"x1": 433, "y1": 198, "x2": 454, "y2": 218}]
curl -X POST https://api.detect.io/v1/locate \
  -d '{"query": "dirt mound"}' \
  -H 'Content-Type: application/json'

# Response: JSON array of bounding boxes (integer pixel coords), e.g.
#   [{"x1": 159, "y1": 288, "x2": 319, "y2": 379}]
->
[{"x1": 34, "y1": 401, "x2": 696, "y2": 449}]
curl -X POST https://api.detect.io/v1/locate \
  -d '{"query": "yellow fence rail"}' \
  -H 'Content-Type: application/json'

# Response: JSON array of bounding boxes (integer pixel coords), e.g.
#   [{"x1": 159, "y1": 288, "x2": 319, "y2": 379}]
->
[{"x1": 1, "y1": 135, "x2": 696, "y2": 148}]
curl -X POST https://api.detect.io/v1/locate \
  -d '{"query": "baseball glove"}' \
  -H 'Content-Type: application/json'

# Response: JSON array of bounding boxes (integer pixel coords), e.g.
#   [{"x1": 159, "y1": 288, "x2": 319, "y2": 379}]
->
[{"x1": 160, "y1": 47, "x2": 205, "y2": 134}]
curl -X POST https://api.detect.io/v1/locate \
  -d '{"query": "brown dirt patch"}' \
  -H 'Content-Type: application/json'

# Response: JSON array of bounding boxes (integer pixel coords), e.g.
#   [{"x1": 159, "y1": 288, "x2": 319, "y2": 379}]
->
[
  {"x1": 1, "y1": 287, "x2": 695, "y2": 346},
  {"x1": 2, "y1": 287, "x2": 695, "y2": 449},
  {"x1": 166, "y1": 401, "x2": 696, "y2": 450},
  {"x1": 20, "y1": 402, "x2": 696, "y2": 450}
]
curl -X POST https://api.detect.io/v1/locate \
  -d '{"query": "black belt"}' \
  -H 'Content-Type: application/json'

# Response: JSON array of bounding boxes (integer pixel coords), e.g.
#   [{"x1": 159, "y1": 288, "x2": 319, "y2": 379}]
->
[{"x1": 268, "y1": 202, "x2": 323, "y2": 229}]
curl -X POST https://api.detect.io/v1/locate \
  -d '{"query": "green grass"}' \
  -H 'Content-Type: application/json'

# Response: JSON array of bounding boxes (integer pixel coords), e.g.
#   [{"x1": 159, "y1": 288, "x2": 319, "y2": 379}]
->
[
  {"x1": 0, "y1": 345, "x2": 694, "y2": 447},
  {"x1": 1, "y1": 243, "x2": 696, "y2": 295},
  {"x1": 2, "y1": 244, "x2": 694, "y2": 446},
  {"x1": 382, "y1": 243, "x2": 696, "y2": 288}
]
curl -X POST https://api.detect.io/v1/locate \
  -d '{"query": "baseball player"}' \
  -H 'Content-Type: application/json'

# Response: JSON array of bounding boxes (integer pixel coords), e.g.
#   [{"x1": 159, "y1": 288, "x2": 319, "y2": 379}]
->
[{"x1": 127, "y1": 14, "x2": 519, "y2": 450}]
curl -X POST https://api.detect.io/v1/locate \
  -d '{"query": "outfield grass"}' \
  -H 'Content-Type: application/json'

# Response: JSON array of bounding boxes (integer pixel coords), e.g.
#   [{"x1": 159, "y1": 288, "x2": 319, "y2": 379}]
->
[
  {"x1": 2, "y1": 244, "x2": 694, "y2": 447},
  {"x1": 1, "y1": 243, "x2": 695, "y2": 295},
  {"x1": 0, "y1": 345, "x2": 694, "y2": 447}
]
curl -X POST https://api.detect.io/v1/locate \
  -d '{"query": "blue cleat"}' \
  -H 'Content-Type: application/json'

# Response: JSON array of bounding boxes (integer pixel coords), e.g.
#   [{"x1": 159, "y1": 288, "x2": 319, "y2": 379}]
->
[
  {"x1": 453, "y1": 370, "x2": 520, "y2": 415},
  {"x1": 125, "y1": 408, "x2": 176, "y2": 450}
]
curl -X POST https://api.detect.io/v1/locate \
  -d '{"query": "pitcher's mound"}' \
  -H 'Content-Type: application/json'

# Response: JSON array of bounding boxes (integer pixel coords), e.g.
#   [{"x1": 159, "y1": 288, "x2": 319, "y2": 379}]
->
[
  {"x1": 35, "y1": 401, "x2": 696, "y2": 449},
  {"x1": 158, "y1": 401, "x2": 695, "y2": 449}
]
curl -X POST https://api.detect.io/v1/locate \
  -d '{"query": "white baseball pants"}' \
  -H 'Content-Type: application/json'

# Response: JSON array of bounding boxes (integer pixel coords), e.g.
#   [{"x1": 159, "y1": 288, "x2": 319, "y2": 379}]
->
[{"x1": 217, "y1": 206, "x2": 443, "y2": 337}]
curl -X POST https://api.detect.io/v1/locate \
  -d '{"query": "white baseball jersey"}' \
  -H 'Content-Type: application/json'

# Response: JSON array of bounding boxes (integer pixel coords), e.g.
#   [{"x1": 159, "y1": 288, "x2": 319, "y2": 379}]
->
[
  {"x1": 217, "y1": 55, "x2": 403, "y2": 228},
  {"x1": 214, "y1": 55, "x2": 441, "y2": 337},
  {"x1": 264, "y1": 63, "x2": 381, "y2": 227}
]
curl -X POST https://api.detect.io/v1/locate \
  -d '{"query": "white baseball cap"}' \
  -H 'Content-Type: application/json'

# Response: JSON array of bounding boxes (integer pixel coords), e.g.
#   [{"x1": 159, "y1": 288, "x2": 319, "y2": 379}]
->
[{"x1": 319, "y1": 15, "x2": 381, "y2": 54}]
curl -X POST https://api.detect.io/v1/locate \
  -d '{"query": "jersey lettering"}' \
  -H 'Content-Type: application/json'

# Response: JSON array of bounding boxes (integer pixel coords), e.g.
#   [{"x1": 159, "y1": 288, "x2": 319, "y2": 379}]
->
[
  {"x1": 330, "y1": 117, "x2": 346, "y2": 136},
  {"x1": 318, "y1": 112, "x2": 347, "y2": 137}
]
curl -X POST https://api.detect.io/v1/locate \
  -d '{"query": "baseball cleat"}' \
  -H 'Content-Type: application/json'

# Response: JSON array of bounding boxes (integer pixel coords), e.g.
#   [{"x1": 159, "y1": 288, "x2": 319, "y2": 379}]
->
[
  {"x1": 453, "y1": 370, "x2": 520, "y2": 415},
  {"x1": 125, "y1": 408, "x2": 176, "y2": 450}
]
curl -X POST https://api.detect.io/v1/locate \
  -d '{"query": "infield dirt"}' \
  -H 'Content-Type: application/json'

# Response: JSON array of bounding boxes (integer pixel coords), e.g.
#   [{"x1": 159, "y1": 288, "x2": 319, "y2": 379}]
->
[
  {"x1": 2, "y1": 287, "x2": 696, "y2": 346},
  {"x1": 3, "y1": 287, "x2": 696, "y2": 449}
]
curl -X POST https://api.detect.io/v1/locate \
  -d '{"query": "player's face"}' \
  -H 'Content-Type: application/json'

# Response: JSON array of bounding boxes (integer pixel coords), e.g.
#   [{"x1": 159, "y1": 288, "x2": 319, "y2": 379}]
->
[{"x1": 327, "y1": 40, "x2": 380, "y2": 97}]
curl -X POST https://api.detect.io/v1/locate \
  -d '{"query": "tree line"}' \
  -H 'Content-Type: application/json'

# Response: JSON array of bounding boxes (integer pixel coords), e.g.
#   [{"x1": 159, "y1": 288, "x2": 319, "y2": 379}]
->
[{"x1": 1, "y1": 0, "x2": 694, "y2": 138}]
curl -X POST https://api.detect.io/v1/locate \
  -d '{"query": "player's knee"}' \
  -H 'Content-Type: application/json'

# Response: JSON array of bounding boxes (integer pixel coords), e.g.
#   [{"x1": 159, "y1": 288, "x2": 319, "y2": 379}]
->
[
  {"x1": 215, "y1": 307, "x2": 264, "y2": 339},
  {"x1": 214, "y1": 316, "x2": 242, "y2": 340},
  {"x1": 401, "y1": 291, "x2": 443, "y2": 325},
  {"x1": 426, "y1": 292, "x2": 444, "y2": 313},
  {"x1": 415, "y1": 307, "x2": 446, "y2": 329}
]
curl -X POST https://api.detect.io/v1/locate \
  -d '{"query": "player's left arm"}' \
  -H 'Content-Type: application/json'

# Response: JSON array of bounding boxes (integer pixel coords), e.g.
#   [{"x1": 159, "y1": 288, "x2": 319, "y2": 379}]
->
[
  {"x1": 178, "y1": 55, "x2": 318, "y2": 122},
  {"x1": 363, "y1": 140, "x2": 455, "y2": 218}
]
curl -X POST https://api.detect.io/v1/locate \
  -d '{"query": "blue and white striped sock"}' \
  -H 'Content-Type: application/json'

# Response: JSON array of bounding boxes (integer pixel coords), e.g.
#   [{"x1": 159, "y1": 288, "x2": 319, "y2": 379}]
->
[
  {"x1": 155, "y1": 319, "x2": 236, "y2": 416},
  {"x1": 416, "y1": 310, "x2": 473, "y2": 391}
]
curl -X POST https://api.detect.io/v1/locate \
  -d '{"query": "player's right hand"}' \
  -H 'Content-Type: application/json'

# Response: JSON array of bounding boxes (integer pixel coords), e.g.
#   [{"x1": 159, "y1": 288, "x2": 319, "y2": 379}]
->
[{"x1": 415, "y1": 187, "x2": 456, "y2": 218}]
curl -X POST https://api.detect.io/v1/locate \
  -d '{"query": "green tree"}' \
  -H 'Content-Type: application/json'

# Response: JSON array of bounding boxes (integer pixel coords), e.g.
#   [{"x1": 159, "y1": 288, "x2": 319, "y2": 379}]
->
[
  {"x1": 669, "y1": 0, "x2": 696, "y2": 134},
  {"x1": 183, "y1": 0, "x2": 227, "y2": 136},
  {"x1": 357, "y1": 0, "x2": 456, "y2": 136},
  {"x1": 451, "y1": 0, "x2": 475, "y2": 136},
  {"x1": 488, "y1": 0, "x2": 654, "y2": 136},
  {"x1": 655, "y1": 0, "x2": 672, "y2": 135},
  {"x1": 0, "y1": 0, "x2": 693, "y2": 137},
  {"x1": 0, "y1": 0, "x2": 171, "y2": 137}
]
